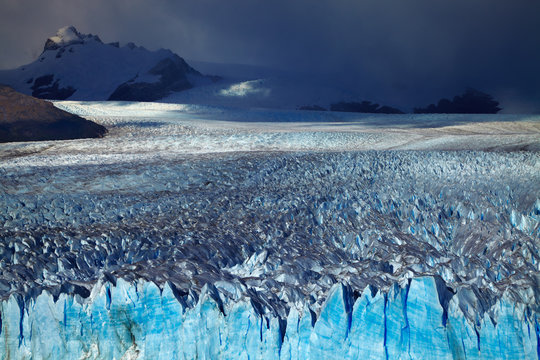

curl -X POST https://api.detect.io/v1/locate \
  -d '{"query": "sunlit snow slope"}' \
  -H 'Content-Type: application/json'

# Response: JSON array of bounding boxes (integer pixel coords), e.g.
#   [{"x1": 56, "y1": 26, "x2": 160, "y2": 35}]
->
[{"x1": 0, "y1": 102, "x2": 539, "y2": 359}]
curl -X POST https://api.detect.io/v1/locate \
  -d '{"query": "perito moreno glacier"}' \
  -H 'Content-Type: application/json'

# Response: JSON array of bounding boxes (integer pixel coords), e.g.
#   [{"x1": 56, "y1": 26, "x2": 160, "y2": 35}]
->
[{"x1": 0, "y1": 102, "x2": 539, "y2": 359}]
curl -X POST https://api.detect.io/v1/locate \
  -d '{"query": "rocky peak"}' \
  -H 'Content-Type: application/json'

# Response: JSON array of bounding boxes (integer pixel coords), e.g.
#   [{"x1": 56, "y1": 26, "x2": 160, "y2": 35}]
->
[{"x1": 43, "y1": 26, "x2": 102, "y2": 52}]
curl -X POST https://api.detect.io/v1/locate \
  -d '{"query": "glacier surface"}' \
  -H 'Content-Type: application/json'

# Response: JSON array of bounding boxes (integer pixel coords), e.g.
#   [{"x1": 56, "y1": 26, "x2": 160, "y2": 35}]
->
[{"x1": 0, "y1": 102, "x2": 539, "y2": 359}]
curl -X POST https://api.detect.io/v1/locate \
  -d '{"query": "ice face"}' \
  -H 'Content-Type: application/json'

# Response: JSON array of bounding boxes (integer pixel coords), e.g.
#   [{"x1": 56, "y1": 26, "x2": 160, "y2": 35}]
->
[
  {"x1": 0, "y1": 278, "x2": 536, "y2": 359},
  {"x1": 0, "y1": 102, "x2": 539, "y2": 358}
]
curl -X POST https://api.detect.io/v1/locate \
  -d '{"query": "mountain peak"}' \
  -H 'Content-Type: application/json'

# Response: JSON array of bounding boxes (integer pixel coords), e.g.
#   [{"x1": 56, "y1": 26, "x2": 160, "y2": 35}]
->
[
  {"x1": 43, "y1": 26, "x2": 101, "y2": 52},
  {"x1": 50, "y1": 26, "x2": 82, "y2": 43}
]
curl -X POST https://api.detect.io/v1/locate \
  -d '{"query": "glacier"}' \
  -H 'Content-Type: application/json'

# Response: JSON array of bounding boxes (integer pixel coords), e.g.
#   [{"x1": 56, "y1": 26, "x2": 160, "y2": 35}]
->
[{"x1": 0, "y1": 102, "x2": 539, "y2": 359}]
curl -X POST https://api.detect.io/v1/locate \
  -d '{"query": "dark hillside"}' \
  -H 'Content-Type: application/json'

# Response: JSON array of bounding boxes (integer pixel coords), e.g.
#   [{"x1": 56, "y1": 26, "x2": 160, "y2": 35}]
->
[{"x1": 0, "y1": 85, "x2": 106, "y2": 143}]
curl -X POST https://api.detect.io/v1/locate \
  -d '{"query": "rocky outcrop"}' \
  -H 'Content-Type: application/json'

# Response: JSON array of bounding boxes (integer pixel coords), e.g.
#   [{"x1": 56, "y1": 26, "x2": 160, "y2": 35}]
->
[
  {"x1": 0, "y1": 85, "x2": 106, "y2": 142},
  {"x1": 30, "y1": 74, "x2": 76, "y2": 99},
  {"x1": 414, "y1": 88, "x2": 502, "y2": 114}
]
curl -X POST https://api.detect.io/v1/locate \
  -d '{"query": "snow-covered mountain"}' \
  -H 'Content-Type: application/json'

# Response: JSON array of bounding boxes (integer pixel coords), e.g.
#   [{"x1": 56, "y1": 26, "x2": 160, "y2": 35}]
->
[{"x1": 0, "y1": 26, "x2": 213, "y2": 101}]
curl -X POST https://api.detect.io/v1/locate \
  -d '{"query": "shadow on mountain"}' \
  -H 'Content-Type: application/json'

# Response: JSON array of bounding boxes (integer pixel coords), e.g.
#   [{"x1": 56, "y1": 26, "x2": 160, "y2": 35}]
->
[
  {"x1": 108, "y1": 56, "x2": 199, "y2": 102},
  {"x1": 31, "y1": 74, "x2": 76, "y2": 100}
]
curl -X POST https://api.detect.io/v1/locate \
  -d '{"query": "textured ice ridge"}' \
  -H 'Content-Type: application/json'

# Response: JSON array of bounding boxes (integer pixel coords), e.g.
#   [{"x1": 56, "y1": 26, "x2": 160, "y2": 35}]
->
[{"x1": 0, "y1": 276, "x2": 537, "y2": 359}]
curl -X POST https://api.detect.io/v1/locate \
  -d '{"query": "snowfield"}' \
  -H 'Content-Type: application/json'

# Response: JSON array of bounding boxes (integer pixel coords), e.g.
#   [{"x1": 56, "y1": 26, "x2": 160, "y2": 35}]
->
[{"x1": 0, "y1": 101, "x2": 539, "y2": 359}]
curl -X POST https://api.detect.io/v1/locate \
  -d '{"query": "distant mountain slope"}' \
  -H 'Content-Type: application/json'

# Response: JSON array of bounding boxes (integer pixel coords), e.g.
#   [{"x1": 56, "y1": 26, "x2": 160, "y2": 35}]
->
[
  {"x1": 0, "y1": 85, "x2": 106, "y2": 142},
  {"x1": 0, "y1": 26, "x2": 212, "y2": 101}
]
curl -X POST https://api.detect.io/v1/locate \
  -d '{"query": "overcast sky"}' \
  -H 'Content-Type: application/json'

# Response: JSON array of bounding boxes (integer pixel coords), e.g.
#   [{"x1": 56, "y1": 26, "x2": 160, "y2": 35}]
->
[{"x1": 1, "y1": 0, "x2": 539, "y2": 111}]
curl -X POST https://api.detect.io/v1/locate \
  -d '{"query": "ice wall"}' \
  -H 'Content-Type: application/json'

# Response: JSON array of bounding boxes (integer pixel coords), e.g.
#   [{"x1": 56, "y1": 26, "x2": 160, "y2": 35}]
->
[{"x1": 0, "y1": 277, "x2": 536, "y2": 359}]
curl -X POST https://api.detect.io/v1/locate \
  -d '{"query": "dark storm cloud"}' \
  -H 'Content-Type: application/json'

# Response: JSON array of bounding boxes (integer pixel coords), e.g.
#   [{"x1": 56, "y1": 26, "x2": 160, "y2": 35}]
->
[{"x1": 1, "y1": 0, "x2": 539, "y2": 111}]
